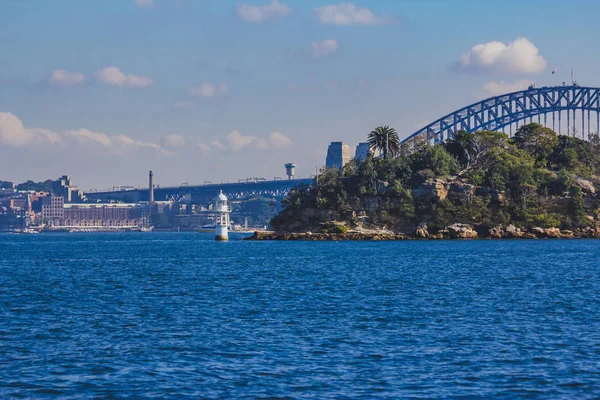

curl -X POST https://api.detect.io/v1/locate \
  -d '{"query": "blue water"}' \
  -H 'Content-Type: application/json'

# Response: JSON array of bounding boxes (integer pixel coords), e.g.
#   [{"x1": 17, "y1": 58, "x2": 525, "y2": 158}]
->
[{"x1": 1, "y1": 233, "x2": 600, "y2": 398}]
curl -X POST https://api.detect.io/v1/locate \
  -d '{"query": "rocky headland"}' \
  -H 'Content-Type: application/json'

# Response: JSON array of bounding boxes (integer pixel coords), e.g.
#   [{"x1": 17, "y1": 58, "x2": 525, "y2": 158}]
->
[{"x1": 263, "y1": 124, "x2": 600, "y2": 240}]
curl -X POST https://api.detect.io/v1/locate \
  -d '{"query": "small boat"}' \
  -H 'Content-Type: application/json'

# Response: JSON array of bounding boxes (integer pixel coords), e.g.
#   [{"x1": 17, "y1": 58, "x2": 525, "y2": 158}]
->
[
  {"x1": 197, "y1": 224, "x2": 216, "y2": 233},
  {"x1": 15, "y1": 228, "x2": 41, "y2": 234}
]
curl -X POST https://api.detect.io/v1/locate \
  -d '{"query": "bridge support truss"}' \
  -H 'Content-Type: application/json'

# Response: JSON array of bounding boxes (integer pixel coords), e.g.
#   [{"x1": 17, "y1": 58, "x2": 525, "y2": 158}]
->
[{"x1": 403, "y1": 85, "x2": 600, "y2": 144}]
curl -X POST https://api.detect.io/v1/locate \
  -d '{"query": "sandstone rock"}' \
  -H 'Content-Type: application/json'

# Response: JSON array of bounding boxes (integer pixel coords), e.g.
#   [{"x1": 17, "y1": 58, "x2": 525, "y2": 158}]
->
[
  {"x1": 560, "y1": 230, "x2": 574, "y2": 238},
  {"x1": 446, "y1": 223, "x2": 478, "y2": 239},
  {"x1": 489, "y1": 225, "x2": 504, "y2": 239},
  {"x1": 415, "y1": 223, "x2": 429, "y2": 239},
  {"x1": 573, "y1": 176, "x2": 596, "y2": 194},
  {"x1": 428, "y1": 233, "x2": 444, "y2": 240},
  {"x1": 530, "y1": 227, "x2": 562, "y2": 238},
  {"x1": 530, "y1": 227, "x2": 546, "y2": 236},
  {"x1": 504, "y1": 224, "x2": 522, "y2": 238},
  {"x1": 545, "y1": 227, "x2": 562, "y2": 238},
  {"x1": 412, "y1": 179, "x2": 448, "y2": 202}
]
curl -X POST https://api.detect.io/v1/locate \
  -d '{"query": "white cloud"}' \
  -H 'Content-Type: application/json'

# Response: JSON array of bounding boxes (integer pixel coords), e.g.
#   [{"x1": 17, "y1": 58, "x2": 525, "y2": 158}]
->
[
  {"x1": 133, "y1": 0, "x2": 155, "y2": 8},
  {"x1": 481, "y1": 80, "x2": 532, "y2": 97},
  {"x1": 314, "y1": 3, "x2": 390, "y2": 26},
  {"x1": 0, "y1": 111, "x2": 169, "y2": 156},
  {"x1": 95, "y1": 67, "x2": 154, "y2": 88},
  {"x1": 66, "y1": 129, "x2": 112, "y2": 148},
  {"x1": 198, "y1": 142, "x2": 211, "y2": 154},
  {"x1": 0, "y1": 112, "x2": 62, "y2": 147},
  {"x1": 268, "y1": 132, "x2": 294, "y2": 149},
  {"x1": 211, "y1": 140, "x2": 227, "y2": 151},
  {"x1": 236, "y1": 0, "x2": 291, "y2": 22},
  {"x1": 455, "y1": 38, "x2": 547, "y2": 75},
  {"x1": 50, "y1": 69, "x2": 86, "y2": 86},
  {"x1": 312, "y1": 39, "x2": 339, "y2": 58},
  {"x1": 227, "y1": 130, "x2": 258, "y2": 151},
  {"x1": 172, "y1": 100, "x2": 196, "y2": 109},
  {"x1": 162, "y1": 133, "x2": 186, "y2": 149},
  {"x1": 189, "y1": 82, "x2": 229, "y2": 98},
  {"x1": 66, "y1": 129, "x2": 171, "y2": 155}
]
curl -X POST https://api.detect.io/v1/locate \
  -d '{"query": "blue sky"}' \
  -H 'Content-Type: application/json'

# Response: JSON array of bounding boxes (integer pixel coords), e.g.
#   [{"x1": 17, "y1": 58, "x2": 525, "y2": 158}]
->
[{"x1": 1, "y1": 0, "x2": 598, "y2": 190}]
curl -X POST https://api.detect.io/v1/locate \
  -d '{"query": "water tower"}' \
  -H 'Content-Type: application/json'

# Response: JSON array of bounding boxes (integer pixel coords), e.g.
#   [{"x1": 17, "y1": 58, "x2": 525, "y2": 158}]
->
[
  {"x1": 215, "y1": 190, "x2": 230, "y2": 241},
  {"x1": 285, "y1": 163, "x2": 296, "y2": 180}
]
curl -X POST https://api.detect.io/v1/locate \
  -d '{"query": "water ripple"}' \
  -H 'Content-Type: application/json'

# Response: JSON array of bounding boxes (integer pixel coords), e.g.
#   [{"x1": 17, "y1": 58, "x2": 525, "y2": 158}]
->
[{"x1": 1, "y1": 233, "x2": 600, "y2": 398}]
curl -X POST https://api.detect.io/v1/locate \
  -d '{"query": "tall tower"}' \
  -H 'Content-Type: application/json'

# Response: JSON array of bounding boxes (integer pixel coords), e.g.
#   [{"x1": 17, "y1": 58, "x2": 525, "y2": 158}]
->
[
  {"x1": 215, "y1": 190, "x2": 230, "y2": 241},
  {"x1": 148, "y1": 171, "x2": 154, "y2": 214},
  {"x1": 285, "y1": 163, "x2": 296, "y2": 180}
]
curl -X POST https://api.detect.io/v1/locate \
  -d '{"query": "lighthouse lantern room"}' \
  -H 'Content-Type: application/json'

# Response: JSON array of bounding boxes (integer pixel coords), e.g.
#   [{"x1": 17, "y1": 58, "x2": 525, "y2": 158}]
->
[{"x1": 215, "y1": 190, "x2": 230, "y2": 241}]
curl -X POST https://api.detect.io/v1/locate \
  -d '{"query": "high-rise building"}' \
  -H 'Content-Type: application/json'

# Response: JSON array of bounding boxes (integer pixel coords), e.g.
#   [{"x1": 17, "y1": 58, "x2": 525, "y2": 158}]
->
[
  {"x1": 52, "y1": 175, "x2": 85, "y2": 202},
  {"x1": 326, "y1": 142, "x2": 351, "y2": 169},
  {"x1": 354, "y1": 142, "x2": 372, "y2": 162}
]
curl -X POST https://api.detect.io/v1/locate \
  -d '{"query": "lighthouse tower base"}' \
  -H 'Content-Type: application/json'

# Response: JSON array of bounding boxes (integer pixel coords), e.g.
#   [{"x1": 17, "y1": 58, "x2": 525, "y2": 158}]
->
[{"x1": 215, "y1": 225, "x2": 229, "y2": 241}]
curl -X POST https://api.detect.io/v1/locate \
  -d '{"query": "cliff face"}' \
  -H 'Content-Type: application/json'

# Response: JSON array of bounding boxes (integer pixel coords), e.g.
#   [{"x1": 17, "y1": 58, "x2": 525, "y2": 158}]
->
[{"x1": 271, "y1": 125, "x2": 600, "y2": 236}]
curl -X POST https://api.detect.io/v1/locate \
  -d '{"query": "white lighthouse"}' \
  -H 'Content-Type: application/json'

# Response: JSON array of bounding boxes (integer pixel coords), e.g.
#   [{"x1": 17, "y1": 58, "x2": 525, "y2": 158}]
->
[{"x1": 215, "y1": 190, "x2": 230, "y2": 241}]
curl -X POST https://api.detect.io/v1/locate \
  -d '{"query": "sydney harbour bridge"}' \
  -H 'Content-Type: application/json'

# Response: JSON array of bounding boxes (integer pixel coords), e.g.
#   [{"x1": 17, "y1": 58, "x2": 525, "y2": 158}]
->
[
  {"x1": 87, "y1": 84, "x2": 600, "y2": 204},
  {"x1": 403, "y1": 84, "x2": 600, "y2": 144}
]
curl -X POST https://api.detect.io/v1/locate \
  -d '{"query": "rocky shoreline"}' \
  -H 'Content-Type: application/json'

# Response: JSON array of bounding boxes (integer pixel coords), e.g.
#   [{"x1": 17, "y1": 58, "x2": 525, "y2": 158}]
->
[{"x1": 247, "y1": 223, "x2": 600, "y2": 241}]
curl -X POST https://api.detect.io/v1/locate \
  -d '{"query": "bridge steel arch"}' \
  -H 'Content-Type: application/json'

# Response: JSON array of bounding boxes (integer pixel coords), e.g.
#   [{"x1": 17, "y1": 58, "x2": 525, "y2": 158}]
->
[{"x1": 403, "y1": 85, "x2": 600, "y2": 144}]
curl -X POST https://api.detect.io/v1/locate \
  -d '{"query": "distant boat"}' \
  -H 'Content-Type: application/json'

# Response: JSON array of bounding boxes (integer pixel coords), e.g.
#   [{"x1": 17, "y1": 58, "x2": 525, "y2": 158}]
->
[
  {"x1": 197, "y1": 224, "x2": 217, "y2": 233},
  {"x1": 15, "y1": 228, "x2": 40, "y2": 234},
  {"x1": 198, "y1": 224, "x2": 254, "y2": 234}
]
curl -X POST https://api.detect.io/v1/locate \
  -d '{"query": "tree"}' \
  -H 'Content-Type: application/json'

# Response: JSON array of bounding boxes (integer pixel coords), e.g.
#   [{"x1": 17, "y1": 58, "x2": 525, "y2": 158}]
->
[
  {"x1": 151, "y1": 213, "x2": 170, "y2": 228},
  {"x1": 447, "y1": 131, "x2": 511, "y2": 177},
  {"x1": 411, "y1": 145, "x2": 459, "y2": 178},
  {"x1": 368, "y1": 126, "x2": 400, "y2": 159},
  {"x1": 514, "y1": 123, "x2": 558, "y2": 165},
  {"x1": 445, "y1": 130, "x2": 474, "y2": 167}
]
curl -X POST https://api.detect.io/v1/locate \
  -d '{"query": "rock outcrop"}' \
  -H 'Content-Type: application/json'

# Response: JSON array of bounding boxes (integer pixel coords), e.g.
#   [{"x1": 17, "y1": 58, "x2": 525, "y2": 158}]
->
[
  {"x1": 530, "y1": 227, "x2": 562, "y2": 238},
  {"x1": 488, "y1": 225, "x2": 504, "y2": 239},
  {"x1": 412, "y1": 179, "x2": 448, "y2": 202},
  {"x1": 248, "y1": 231, "x2": 410, "y2": 241},
  {"x1": 415, "y1": 223, "x2": 429, "y2": 239},
  {"x1": 504, "y1": 224, "x2": 522, "y2": 238},
  {"x1": 573, "y1": 177, "x2": 596, "y2": 194},
  {"x1": 446, "y1": 223, "x2": 478, "y2": 239}
]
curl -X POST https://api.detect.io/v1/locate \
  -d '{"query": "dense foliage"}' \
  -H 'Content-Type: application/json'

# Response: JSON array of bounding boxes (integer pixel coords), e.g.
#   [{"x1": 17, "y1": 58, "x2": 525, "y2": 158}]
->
[
  {"x1": 16, "y1": 180, "x2": 54, "y2": 192},
  {"x1": 272, "y1": 124, "x2": 600, "y2": 232}
]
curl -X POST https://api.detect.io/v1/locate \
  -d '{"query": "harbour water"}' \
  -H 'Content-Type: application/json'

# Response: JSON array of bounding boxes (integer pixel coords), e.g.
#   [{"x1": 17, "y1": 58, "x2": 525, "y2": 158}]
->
[{"x1": 1, "y1": 233, "x2": 600, "y2": 398}]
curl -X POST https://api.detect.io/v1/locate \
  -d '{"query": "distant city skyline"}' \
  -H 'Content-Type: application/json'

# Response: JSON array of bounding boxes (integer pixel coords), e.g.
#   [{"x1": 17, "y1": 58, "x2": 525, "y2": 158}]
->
[{"x1": 1, "y1": 0, "x2": 598, "y2": 190}]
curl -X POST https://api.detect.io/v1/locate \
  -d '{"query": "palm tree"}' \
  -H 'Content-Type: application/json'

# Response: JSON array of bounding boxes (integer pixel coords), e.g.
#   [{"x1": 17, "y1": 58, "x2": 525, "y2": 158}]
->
[{"x1": 368, "y1": 126, "x2": 400, "y2": 159}]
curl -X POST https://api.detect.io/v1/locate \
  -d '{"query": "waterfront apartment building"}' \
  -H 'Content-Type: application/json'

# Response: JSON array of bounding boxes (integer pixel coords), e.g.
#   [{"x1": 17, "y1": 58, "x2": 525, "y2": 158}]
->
[
  {"x1": 62, "y1": 203, "x2": 147, "y2": 228},
  {"x1": 39, "y1": 194, "x2": 160, "y2": 228},
  {"x1": 41, "y1": 195, "x2": 64, "y2": 222},
  {"x1": 326, "y1": 142, "x2": 352, "y2": 169}
]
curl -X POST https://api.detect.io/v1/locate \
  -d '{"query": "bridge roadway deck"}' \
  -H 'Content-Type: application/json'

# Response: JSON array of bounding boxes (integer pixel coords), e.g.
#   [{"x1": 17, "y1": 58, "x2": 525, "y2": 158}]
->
[{"x1": 85, "y1": 178, "x2": 313, "y2": 203}]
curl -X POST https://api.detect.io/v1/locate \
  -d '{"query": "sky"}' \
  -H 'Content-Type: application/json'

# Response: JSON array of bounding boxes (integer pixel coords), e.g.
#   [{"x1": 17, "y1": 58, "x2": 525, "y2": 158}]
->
[{"x1": 1, "y1": 0, "x2": 599, "y2": 190}]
